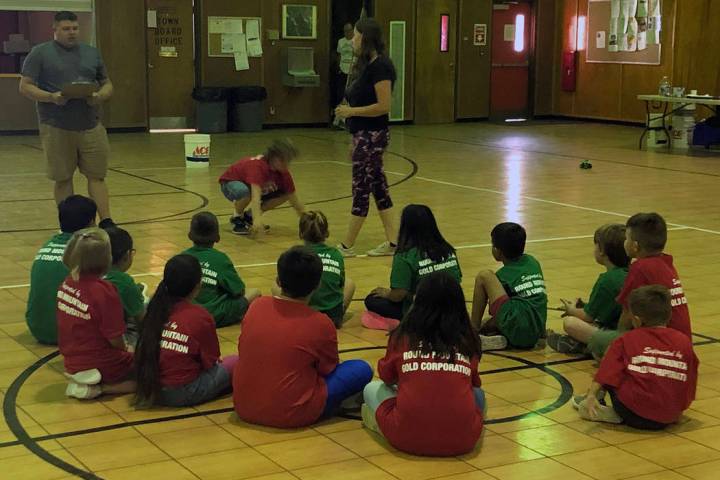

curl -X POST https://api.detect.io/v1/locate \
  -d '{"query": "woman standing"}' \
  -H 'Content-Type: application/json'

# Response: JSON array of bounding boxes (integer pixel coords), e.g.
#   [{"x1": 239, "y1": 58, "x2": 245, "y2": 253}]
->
[{"x1": 334, "y1": 18, "x2": 398, "y2": 258}]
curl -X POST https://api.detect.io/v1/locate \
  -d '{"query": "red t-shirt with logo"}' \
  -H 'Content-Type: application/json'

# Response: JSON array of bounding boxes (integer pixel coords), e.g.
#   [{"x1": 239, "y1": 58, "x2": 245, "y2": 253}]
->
[
  {"x1": 159, "y1": 300, "x2": 221, "y2": 388},
  {"x1": 233, "y1": 296, "x2": 338, "y2": 428},
  {"x1": 596, "y1": 327, "x2": 698, "y2": 424},
  {"x1": 616, "y1": 254, "x2": 691, "y2": 337},
  {"x1": 57, "y1": 275, "x2": 133, "y2": 383},
  {"x1": 218, "y1": 156, "x2": 296, "y2": 194},
  {"x1": 375, "y1": 336, "x2": 484, "y2": 456}
]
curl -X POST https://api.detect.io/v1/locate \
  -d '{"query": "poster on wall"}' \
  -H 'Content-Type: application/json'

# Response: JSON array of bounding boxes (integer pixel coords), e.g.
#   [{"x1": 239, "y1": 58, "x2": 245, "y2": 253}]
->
[
  {"x1": 473, "y1": 24, "x2": 487, "y2": 46},
  {"x1": 587, "y1": 0, "x2": 661, "y2": 64},
  {"x1": 282, "y1": 4, "x2": 317, "y2": 40}
]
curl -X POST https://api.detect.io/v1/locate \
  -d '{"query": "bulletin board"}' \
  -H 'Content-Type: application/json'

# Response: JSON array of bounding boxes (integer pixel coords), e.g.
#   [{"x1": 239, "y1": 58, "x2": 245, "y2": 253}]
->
[
  {"x1": 207, "y1": 16, "x2": 262, "y2": 58},
  {"x1": 587, "y1": 0, "x2": 662, "y2": 65}
]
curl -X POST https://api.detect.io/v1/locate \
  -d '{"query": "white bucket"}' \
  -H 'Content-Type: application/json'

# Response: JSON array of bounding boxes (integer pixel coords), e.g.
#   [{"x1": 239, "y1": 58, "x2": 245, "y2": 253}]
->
[
  {"x1": 671, "y1": 104, "x2": 696, "y2": 150},
  {"x1": 184, "y1": 134, "x2": 211, "y2": 168}
]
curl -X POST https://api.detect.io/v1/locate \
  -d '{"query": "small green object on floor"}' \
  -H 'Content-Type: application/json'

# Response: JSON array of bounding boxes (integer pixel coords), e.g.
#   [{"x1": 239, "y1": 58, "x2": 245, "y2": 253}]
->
[{"x1": 580, "y1": 160, "x2": 593, "y2": 169}]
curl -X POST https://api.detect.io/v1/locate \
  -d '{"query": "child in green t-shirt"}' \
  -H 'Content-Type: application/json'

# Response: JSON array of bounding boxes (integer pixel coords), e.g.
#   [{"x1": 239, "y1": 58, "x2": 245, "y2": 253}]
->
[
  {"x1": 547, "y1": 224, "x2": 630, "y2": 355},
  {"x1": 272, "y1": 211, "x2": 355, "y2": 328},
  {"x1": 365, "y1": 204, "x2": 462, "y2": 320},
  {"x1": 471, "y1": 222, "x2": 547, "y2": 351},
  {"x1": 26, "y1": 195, "x2": 97, "y2": 345},
  {"x1": 183, "y1": 212, "x2": 261, "y2": 327},
  {"x1": 104, "y1": 226, "x2": 147, "y2": 347}
]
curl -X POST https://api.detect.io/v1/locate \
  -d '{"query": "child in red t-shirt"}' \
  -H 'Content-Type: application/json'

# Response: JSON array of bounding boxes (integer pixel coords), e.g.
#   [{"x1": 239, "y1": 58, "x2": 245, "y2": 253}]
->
[
  {"x1": 233, "y1": 246, "x2": 373, "y2": 428},
  {"x1": 218, "y1": 139, "x2": 305, "y2": 236},
  {"x1": 576, "y1": 285, "x2": 698, "y2": 430},
  {"x1": 363, "y1": 271, "x2": 485, "y2": 456},
  {"x1": 58, "y1": 228, "x2": 135, "y2": 400},
  {"x1": 133, "y1": 254, "x2": 238, "y2": 407},
  {"x1": 591, "y1": 212, "x2": 692, "y2": 359}
]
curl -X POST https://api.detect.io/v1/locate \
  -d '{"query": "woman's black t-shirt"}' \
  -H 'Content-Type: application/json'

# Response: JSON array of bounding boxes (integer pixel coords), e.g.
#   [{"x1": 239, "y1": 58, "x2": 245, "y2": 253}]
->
[{"x1": 345, "y1": 55, "x2": 396, "y2": 133}]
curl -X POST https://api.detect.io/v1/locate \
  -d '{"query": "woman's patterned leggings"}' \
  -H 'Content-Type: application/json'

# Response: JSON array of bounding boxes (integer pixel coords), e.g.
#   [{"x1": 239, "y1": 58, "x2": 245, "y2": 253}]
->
[{"x1": 350, "y1": 129, "x2": 393, "y2": 217}]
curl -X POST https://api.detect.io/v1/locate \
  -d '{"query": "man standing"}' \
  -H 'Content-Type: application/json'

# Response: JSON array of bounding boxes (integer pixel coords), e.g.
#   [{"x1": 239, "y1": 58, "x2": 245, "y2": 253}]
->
[{"x1": 19, "y1": 11, "x2": 115, "y2": 227}]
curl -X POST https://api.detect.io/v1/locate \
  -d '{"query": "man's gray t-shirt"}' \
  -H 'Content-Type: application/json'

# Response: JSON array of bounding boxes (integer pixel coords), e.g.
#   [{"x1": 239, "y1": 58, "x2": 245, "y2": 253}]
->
[{"x1": 21, "y1": 41, "x2": 107, "y2": 131}]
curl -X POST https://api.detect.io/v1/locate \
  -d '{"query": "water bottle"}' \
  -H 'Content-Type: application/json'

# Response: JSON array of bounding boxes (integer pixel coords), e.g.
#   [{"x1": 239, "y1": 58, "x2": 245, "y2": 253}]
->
[{"x1": 659, "y1": 76, "x2": 671, "y2": 96}]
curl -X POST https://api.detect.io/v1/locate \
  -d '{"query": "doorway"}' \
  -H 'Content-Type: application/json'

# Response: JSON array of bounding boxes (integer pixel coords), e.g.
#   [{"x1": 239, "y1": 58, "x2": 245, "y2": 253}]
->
[
  {"x1": 490, "y1": 1, "x2": 532, "y2": 120},
  {"x1": 414, "y1": 0, "x2": 458, "y2": 124},
  {"x1": 146, "y1": 0, "x2": 195, "y2": 129},
  {"x1": 329, "y1": 0, "x2": 364, "y2": 115}
]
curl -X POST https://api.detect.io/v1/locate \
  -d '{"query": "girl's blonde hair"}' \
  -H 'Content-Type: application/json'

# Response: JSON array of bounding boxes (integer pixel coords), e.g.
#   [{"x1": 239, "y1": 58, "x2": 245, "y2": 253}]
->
[
  {"x1": 63, "y1": 227, "x2": 112, "y2": 281},
  {"x1": 299, "y1": 211, "x2": 329, "y2": 244}
]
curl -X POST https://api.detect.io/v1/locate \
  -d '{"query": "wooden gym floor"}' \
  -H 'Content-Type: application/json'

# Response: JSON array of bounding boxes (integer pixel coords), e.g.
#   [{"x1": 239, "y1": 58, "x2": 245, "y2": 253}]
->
[{"x1": 1, "y1": 121, "x2": 720, "y2": 480}]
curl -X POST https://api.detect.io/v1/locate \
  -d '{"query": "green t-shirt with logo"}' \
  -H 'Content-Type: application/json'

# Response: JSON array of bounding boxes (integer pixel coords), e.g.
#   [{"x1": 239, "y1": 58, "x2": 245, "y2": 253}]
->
[
  {"x1": 105, "y1": 268, "x2": 145, "y2": 319},
  {"x1": 390, "y1": 247, "x2": 462, "y2": 314},
  {"x1": 26, "y1": 232, "x2": 71, "y2": 344},
  {"x1": 495, "y1": 254, "x2": 548, "y2": 348},
  {"x1": 584, "y1": 266, "x2": 628, "y2": 330},
  {"x1": 308, "y1": 243, "x2": 345, "y2": 313},
  {"x1": 183, "y1": 245, "x2": 247, "y2": 327}
]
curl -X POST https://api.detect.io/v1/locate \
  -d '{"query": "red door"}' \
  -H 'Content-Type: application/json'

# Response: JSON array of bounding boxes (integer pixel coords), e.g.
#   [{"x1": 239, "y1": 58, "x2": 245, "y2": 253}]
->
[{"x1": 490, "y1": 2, "x2": 531, "y2": 119}]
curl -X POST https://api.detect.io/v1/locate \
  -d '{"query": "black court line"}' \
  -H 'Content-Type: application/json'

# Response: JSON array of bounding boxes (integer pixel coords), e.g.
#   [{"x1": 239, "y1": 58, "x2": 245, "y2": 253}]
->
[{"x1": 399, "y1": 131, "x2": 720, "y2": 179}]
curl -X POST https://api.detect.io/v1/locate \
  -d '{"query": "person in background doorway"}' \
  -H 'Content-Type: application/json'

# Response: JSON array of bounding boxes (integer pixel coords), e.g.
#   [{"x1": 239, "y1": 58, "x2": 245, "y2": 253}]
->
[
  {"x1": 333, "y1": 23, "x2": 355, "y2": 128},
  {"x1": 19, "y1": 11, "x2": 115, "y2": 228},
  {"x1": 334, "y1": 18, "x2": 398, "y2": 258}
]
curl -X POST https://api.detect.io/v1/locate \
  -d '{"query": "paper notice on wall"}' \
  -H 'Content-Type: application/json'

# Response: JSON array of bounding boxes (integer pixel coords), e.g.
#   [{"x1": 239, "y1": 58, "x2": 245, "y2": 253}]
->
[
  {"x1": 233, "y1": 33, "x2": 249, "y2": 70},
  {"x1": 147, "y1": 10, "x2": 157, "y2": 28},
  {"x1": 596, "y1": 31, "x2": 606, "y2": 49},
  {"x1": 637, "y1": 0, "x2": 648, "y2": 16},
  {"x1": 610, "y1": 0, "x2": 621, "y2": 17},
  {"x1": 608, "y1": 15, "x2": 619, "y2": 52},
  {"x1": 625, "y1": 16, "x2": 638, "y2": 51},
  {"x1": 503, "y1": 24, "x2": 515, "y2": 41},
  {"x1": 245, "y1": 19, "x2": 263, "y2": 57},
  {"x1": 223, "y1": 19, "x2": 243, "y2": 34},
  {"x1": 221, "y1": 34, "x2": 236, "y2": 53},
  {"x1": 209, "y1": 18, "x2": 224, "y2": 34}
]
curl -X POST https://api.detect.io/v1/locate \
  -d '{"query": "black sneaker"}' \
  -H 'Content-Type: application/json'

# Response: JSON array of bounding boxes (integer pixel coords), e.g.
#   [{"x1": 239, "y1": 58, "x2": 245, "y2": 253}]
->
[
  {"x1": 98, "y1": 218, "x2": 116, "y2": 229},
  {"x1": 243, "y1": 211, "x2": 254, "y2": 226},
  {"x1": 231, "y1": 221, "x2": 251, "y2": 235}
]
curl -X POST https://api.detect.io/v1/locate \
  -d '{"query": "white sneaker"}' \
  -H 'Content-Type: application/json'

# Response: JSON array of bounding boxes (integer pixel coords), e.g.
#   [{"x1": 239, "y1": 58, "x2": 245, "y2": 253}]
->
[
  {"x1": 361, "y1": 403, "x2": 382, "y2": 434},
  {"x1": 66, "y1": 382, "x2": 102, "y2": 400},
  {"x1": 480, "y1": 334, "x2": 508, "y2": 351},
  {"x1": 63, "y1": 369, "x2": 102, "y2": 385},
  {"x1": 337, "y1": 243, "x2": 357, "y2": 258},
  {"x1": 367, "y1": 241, "x2": 396, "y2": 257}
]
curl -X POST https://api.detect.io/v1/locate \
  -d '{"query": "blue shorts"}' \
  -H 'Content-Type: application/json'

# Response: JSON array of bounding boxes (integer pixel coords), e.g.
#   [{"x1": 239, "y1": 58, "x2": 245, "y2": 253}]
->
[
  {"x1": 159, "y1": 363, "x2": 231, "y2": 407},
  {"x1": 221, "y1": 181, "x2": 251, "y2": 201},
  {"x1": 220, "y1": 181, "x2": 288, "y2": 203}
]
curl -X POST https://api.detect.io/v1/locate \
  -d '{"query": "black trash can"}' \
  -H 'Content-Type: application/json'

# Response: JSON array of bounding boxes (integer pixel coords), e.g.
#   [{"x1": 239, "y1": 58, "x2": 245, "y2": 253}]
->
[
  {"x1": 228, "y1": 86, "x2": 267, "y2": 132},
  {"x1": 192, "y1": 87, "x2": 228, "y2": 133}
]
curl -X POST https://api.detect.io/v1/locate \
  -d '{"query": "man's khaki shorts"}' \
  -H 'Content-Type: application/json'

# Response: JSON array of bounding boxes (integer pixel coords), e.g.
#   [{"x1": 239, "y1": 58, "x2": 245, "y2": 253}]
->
[{"x1": 39, "y1": 123, "x2": 110, "y2": 181}]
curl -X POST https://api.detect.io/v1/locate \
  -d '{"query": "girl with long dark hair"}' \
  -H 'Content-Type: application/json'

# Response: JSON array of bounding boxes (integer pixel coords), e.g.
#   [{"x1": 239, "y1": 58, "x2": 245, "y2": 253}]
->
[
  {"x1": 362, "y1": 272, "x2": 485, "y2": 456},
  {"x1": 134, "y1": 255, "x2": 237, "y2": 407},
  {"x1": 334, "y1": 17, "x2": 398, "y2": 258},
  {"x1": 364, "y1": 204, "x2": 462, "y2": 322}
]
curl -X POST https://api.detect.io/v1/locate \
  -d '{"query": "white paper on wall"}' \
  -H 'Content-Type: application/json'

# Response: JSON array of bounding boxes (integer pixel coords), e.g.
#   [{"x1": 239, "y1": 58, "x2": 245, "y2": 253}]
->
[
  {"x1": 233, "y1": 33, "x2": 249, "y2": 71},
  {"x1": 245, "y1": 19, "x2": 263, "y2": 57},
  {"x1": 596, "y1": 31, "x2": 606, "y2": 49}
]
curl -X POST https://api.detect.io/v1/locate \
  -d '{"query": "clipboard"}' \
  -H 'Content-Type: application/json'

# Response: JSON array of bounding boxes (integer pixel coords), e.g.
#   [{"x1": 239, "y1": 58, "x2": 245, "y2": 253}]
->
[{"x1": 61, "y1": 82, "x2": 98, "y2": 99}]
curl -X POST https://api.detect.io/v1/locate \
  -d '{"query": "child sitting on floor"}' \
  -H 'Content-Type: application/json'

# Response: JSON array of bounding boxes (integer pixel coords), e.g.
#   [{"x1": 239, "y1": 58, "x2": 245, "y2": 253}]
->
[
  {"x1": 58, "y1": 228, "x2": 136, "y2": 400},
  {"x1": 233, "y1": 246, "x2": 373, "y2": 428},
  {"x1": 364, "y1": 204, "x2": 461, "y2": 324},
  {"x1": 589, "y1": 212, "x2": 692, "y2": 360},
  {"x1": 471, "y1": 222, "x2": 547, "y2": 351},
  {"x1": 575, "y1": 285, "x2": 698, "y2": 429},
  {"x1": 104, "y1": 226, "x2": 146, "y2": 346},
  {"x1": 134, "y1": 254, "x2": 238, "y2": 407},
  {"x1": 26, "y1": 195, "x2": 96, "y2": 345},
  {"x1": 547, "y1": 224, "x2": 630, "y2": 355},
  {"x1": 272, "y1": 211, "x2": 355, "y2": 328},
  {"x1": 363, "y1": 272, "x2": 485, "y2": 456},
  {"x1": 183, "y1": 212, "x2": 260, "y2": 327},
  {"x1": 219, "y1": 139, "x2": 305, "y2": 236}
]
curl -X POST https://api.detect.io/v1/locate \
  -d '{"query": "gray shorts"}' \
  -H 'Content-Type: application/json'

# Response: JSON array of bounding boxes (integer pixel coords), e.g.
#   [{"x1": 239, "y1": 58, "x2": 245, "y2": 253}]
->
[{"x1": 159, "y1": 363, "x2": 231, "y2": 407}]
